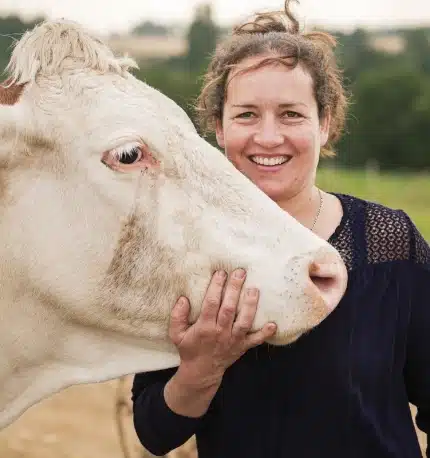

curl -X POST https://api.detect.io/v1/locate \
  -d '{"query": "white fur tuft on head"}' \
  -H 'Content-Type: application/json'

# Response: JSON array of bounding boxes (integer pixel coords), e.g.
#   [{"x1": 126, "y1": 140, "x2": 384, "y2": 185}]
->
[{"x1": 5, "y1": 19, "x2": 138, "y2": 85}]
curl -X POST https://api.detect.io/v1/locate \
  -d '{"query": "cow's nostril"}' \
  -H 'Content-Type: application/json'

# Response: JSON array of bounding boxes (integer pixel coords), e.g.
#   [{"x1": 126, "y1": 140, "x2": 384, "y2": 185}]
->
[
  {"x1": 310, "y1": 273, "x2": 337, "y2": 296},
  {"x1": 308, "y1": 252, "x2": 348, "y2": 312}
]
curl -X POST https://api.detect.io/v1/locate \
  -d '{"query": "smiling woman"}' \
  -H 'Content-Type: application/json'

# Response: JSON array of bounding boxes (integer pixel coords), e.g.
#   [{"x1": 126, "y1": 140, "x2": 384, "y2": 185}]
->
[
  {"x1": 194, "y1": 9, "x2": 348, "y2": 235},
  {"x1": 131, "y1": 1, "x2": 430, "y2": 458}
]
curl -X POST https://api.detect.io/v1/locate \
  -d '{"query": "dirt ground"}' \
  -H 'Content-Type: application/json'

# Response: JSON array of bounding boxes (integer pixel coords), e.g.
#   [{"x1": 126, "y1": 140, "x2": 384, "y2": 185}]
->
[
  {"x1": 0, "y1": 377, "x2": 425, "y2": 458},
  {"x1": 0, "y1": 377, "x2": 143, "y2": 458}
]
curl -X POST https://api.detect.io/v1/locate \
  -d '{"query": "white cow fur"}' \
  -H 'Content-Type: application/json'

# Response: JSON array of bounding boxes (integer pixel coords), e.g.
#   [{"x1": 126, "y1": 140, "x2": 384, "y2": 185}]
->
[{"x1": 0, "y1": 20, "x2": 347, "y2": 429}]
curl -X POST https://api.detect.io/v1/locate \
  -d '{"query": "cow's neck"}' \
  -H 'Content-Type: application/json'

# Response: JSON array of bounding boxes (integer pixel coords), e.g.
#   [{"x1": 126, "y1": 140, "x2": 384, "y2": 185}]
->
[{"x1": 0, "y1": 293, "x2": 180, "y2": 430}]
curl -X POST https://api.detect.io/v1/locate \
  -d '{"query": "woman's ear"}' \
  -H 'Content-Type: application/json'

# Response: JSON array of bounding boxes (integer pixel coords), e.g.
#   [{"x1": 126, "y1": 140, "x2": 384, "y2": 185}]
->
[
  {"x1": 319, "y1": 108, "x2": 331, "y2": 147},
  {"x1": 215, "y1": 119, "x2": 225, "y2": 149}
]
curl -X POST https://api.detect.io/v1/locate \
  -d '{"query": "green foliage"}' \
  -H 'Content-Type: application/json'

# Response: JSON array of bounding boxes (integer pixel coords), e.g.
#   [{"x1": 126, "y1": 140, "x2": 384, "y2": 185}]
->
[
  {"x1": 317, "y1": 167, "x2": 430, "y2": 241},
  {"x1": 402, "y1": 28, "x2": 430, "y2": 74},
  {"x1": 0, "y1": 15, "x2": 44, "y2": 74},
  {"x1": 133, "y1": 62, "x2": 202, "y2": 123},
  {"x1": 131, "y1": 21, "x2": 169, "y2": 37},
  {"x1": 338, "y1": 65, "x2": 430, "y2": 170},
  {"x1": 334, "y1": 28, "x2": 430, "y2": 171},
  {"x1": 0, "y1": 14, "x2": 43, "y2": 36},
  {"x1": 335, "y1": 29, "x2": 396, "y2": 85},
  {"x1": 185, "y1": 3, "x2": 219, "y2": 73},
  {"x1": 131, "y1": 3, "x2": 221, "y2": 140}
]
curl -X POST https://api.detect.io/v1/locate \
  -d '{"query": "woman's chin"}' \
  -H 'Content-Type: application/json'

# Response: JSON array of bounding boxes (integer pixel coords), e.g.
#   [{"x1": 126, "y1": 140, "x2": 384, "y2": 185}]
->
[{"x1": 253, "y1": 181, "x2": 291, "y2": 201}]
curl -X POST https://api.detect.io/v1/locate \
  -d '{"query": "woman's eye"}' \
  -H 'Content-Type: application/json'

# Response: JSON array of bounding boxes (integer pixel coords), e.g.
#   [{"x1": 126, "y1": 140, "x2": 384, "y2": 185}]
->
[
  {"x1": 237, "y1": 111, "x2": 255, "y2": 119},
  {"x1": 118, "y1": 147, "x2": 141, "y2": 164},
  {"x1": 283, "y1": 111, "x2": 301, "y2": 118}
]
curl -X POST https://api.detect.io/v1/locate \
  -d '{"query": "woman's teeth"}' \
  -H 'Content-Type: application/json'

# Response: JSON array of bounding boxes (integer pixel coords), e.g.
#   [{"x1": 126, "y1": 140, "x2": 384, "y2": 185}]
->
[{"x1": 250, "y1": 155, "x2": 290, "y2": 166}]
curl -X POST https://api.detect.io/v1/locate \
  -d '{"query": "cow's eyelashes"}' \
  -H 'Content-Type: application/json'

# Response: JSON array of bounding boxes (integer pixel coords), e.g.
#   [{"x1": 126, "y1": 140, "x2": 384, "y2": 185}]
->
[
  {"x1": 109, "y1": 143, "x2": 144, "y2": 165},
  {"x1": 118, "y1": 146, "x2": 142, "y2": 164},
  {"x1": 101, "y1": 142, "x2": 156, "y2": 172}
]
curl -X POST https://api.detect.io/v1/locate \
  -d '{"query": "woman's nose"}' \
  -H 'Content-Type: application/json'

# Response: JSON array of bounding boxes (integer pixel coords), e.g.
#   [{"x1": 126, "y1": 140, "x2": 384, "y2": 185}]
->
[{"x1": 253, "y1": 119, "x2": 284, "y2": 148}]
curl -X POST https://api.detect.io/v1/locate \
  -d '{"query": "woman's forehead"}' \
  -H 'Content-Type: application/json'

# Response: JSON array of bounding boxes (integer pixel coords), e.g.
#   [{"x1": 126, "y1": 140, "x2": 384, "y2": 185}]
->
[{"x1": 225, "y1": 60, "x2": 314, "y2": 104}]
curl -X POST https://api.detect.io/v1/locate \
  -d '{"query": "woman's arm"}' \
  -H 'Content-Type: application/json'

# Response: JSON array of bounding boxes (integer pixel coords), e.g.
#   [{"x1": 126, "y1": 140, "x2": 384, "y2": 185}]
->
[
  {"x1": 404, "y1": 223, "x2": 430, "y2": 457},
  {"x1": 131, "y1": 269, "x2": 276, "y2": 456},
  {"x1": 132, "y1": 367, "x2": 206, "y2": 456}
]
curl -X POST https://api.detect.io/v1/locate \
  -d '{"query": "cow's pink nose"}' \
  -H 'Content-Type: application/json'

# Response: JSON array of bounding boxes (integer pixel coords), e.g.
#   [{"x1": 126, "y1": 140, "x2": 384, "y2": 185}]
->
[{"x1": 308, "y1": 250, "x2": 348, "y2": 313}]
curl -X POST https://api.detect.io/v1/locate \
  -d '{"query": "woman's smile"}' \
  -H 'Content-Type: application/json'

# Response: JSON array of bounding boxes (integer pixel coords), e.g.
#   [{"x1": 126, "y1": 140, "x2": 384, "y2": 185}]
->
[{"x1": 248, "y1": 154, "x2": 293, "y2": 172}]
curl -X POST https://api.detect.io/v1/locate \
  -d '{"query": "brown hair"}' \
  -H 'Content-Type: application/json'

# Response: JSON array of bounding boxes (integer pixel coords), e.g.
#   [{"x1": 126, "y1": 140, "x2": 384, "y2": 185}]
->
[{"x1": 195, "y1": 0, "x2": 349, "y2": 157}]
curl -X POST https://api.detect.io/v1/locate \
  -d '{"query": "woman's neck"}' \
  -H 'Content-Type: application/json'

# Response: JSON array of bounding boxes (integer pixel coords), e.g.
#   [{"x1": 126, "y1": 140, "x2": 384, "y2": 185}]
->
[
  {"x1": 276, "y1": 186, "x2": 322, "y2": 230},
  {"x1": 276, "y1": 187, "x2": 344, "y2": 241}
]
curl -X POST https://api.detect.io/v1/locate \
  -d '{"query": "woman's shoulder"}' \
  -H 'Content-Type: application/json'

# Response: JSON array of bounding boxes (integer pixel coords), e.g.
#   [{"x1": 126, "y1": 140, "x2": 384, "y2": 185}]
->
[{"x1": 330, "y1": 193, "x2": 429, "y2": 268}]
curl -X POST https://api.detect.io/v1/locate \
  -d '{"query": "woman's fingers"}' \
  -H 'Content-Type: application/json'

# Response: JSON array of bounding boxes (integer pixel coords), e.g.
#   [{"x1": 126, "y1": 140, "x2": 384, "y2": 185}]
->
[
  {"x1": 216, "y1": 269, "x2": 247, "y2": 330},
  {"x1": 168, "y1": 269, "x2": 277, "y2": 377},
  {"x1": 169, "y1": 297, "x2": 191, "y2": 346},
  {"x1": 231, "y1": 287, "x2": 259, "y2": 338},
  {"x1": 198, "y1": 270, "x2": 227, "y2": 324}
]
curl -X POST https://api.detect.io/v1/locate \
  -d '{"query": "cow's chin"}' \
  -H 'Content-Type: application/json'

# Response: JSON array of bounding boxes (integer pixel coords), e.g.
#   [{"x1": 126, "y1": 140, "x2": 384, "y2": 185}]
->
[{"x1": 264, "y1": 329, "x2": 309, "y2": 346}]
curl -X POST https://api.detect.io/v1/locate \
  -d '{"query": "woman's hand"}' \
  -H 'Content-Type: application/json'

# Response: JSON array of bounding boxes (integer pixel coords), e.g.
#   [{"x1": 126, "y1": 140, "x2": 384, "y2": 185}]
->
[{"x1": 164, "y1": 268, "x2": 276, "y2": 417}]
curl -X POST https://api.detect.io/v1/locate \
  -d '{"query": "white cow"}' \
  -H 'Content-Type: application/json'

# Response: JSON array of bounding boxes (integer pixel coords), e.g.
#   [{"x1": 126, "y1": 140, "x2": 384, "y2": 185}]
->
[{"x1": 0, "y1": 20, "x2": 347, "y2": 429}]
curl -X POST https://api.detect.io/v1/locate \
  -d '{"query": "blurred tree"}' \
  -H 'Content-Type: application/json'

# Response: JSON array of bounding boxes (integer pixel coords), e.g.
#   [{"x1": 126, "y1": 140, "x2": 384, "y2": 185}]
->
[
  {"x1": 337, "y1": 65, "x2": 430, "y2": 170},
  {"x1": 0, "y1": 15, "x2": 43, "y2": 73},
  {"x1": 134, "y1": 62, "x2": 202, "y2": 125},
  {"x1": 185, "y1": 3, "x2": 219, "y2": 72},
  {"x1": 132, "y1": 2, "x2": 221, "y2": 140},
  {"x1": 131, "y1": 20, "x2": 169, "y2": 37},
  {"x1": 402, "y1": 28, "x2": 430, "y2": 74},
  {"x1": 0, "y1": 14, "x2": 43, "y2": 36},
  {"x1": 334, "y1": 28, "x2": 397, "y2": 85}
]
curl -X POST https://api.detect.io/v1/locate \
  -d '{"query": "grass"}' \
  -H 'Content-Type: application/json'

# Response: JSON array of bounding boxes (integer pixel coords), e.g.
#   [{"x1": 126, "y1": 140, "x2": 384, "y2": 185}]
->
[{"x1": 317, "y1": 166, "x2": 430, "y2": 242}]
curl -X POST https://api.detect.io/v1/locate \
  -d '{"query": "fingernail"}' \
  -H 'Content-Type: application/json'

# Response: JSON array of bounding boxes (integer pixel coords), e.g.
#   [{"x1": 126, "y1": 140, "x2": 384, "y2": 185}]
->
[
  {"x1": 177, "y1": 297, "x2": 186, "y2": 307},
  {"x1": 217, "y1": 270, "x2": 227, "y2": 279},
  {"x1": 234, "y1": 268, "x2": 246, "y2": 279},
  {"x1": 247, "y1": 288, "x2": 258, "y2": 297},
  {"x1": 268, "y1": 323, "x2": 276, "y2": 332}
]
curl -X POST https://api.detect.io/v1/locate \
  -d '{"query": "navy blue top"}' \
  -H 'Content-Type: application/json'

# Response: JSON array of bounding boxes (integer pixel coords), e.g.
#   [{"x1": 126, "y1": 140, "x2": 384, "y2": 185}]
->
[{"x1": 132, "y1": 193, "x2": 430, "y2": 457}]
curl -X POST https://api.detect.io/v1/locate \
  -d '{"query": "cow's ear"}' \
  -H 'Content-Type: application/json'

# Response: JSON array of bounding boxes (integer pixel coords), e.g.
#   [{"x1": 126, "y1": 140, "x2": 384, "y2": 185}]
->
[
  {"x1": 0, "y1": 81, "x2": 24, "y2": 107},
  {"x1": 0, "y1": 84, "x2": 22, "y2": 163}
]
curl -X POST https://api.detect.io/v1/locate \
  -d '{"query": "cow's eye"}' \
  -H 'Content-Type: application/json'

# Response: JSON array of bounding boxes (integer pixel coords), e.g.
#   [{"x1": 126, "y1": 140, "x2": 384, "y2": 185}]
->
[
  {"x1": 118, "y1": 146, "x2": 142, "y2": 164},
  {"x1": 101, "y1": 142, "x2": 155, "y2": 172}
]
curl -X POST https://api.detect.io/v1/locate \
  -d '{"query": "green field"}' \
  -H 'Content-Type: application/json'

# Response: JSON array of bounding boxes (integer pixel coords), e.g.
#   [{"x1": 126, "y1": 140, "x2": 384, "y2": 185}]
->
[{"x1": 316, "y1": 167, "x2": 430, "y2": 242}]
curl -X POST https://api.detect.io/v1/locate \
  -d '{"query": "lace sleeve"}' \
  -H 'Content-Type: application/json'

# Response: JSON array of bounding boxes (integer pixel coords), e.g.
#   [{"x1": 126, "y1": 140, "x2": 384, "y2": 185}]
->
[{"x1": 407, "y1": 215, "x2": 430, "y2": 268}]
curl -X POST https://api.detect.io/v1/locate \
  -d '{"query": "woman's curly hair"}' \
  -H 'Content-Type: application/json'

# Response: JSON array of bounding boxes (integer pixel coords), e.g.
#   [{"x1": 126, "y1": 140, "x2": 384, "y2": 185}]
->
[{"x1": 195, "y1": 0, "x2": 349, "y2": 157}]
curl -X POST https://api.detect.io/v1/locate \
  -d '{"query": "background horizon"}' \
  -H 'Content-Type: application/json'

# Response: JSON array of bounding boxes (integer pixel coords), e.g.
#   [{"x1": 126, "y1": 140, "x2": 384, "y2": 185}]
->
[{"x1": 1, "y1": 0, "x2": 430, "y2": 35}]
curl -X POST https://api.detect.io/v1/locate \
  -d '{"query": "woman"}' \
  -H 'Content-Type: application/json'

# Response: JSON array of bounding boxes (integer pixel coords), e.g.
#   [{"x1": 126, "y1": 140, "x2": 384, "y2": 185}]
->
[{"x1": 131, "y1": 2, "x2": 430, "y2": 457}]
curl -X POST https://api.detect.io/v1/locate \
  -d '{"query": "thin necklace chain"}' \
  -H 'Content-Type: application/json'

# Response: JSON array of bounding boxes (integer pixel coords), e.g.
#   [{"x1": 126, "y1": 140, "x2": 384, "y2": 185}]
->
[{"x1": 310, "y1": 188, "x2": 323, "y2": 232}]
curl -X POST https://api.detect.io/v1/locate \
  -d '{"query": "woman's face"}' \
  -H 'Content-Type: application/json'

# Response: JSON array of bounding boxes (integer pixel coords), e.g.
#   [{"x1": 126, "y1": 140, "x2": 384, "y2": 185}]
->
[{"x1": 216, "y1": 55, "x2": 330, "y2": 204}]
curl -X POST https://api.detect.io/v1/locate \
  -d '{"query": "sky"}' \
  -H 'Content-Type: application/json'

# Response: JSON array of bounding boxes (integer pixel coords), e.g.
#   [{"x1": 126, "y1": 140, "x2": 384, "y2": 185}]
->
[{"x1": 0, "y1": 0, "x2": 429, "y2": 35}]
